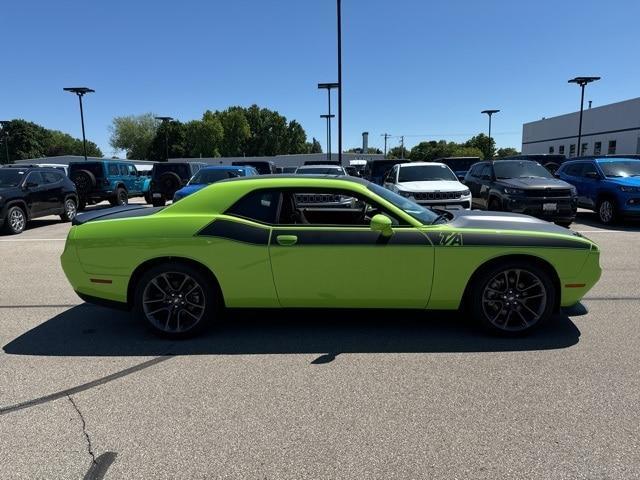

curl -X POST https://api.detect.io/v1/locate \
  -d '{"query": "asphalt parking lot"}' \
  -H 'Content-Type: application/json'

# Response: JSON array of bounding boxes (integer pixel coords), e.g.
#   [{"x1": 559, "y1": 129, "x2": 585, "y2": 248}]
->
[{"x1": 1, "y1": 203, "x2": 638, "y2": 479}]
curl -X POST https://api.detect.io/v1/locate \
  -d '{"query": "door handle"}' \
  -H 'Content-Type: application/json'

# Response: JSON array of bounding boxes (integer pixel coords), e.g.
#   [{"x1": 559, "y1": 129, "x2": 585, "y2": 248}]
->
[{"x1": 276, "y1": 235, "x2": 298, "y2": 246}]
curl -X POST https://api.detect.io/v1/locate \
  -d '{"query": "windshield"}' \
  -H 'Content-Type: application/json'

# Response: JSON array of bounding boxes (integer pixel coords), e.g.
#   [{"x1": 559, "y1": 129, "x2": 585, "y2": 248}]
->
[
  {"x1": 296, "y1": 167, "x2": 343, "y2": 175},
  {"x1": 368, "y1": 183, "x2": 438, "y2": 224},
  {"x1": 398, "y1": 165, "x2": 458, "y2": 182},
  {"x1": 0, "y1": 169, "x2": 25, "y2": 187},
  {"x1": 189, "y1": 168, "x2": 244, "y2": 185},
  {"x1": 493, "y1": 161, "x2": 553, "y2": 179},
  {"x1": 441, "y1": 158, "x2": 477, "y2": 171},
  {"x1": 598, "y1": 160, "x2": 640, "y2": 177}
]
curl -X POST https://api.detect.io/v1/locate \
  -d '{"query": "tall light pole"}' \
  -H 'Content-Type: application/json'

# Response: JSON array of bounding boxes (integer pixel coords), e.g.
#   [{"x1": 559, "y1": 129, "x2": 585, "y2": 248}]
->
[
  {"x1": 318, "y1": 83, "x2": 339, "y2": 162},
  {"x1": 568, "y1": 76, "x2": 600, "y2": 157},
  {"x1": 336, "y1": 0, "x2": 343, "y2": 166},
  {"x1": 481, "y1": 109, "x2": 500, "y2": 160},
  {"x1": 63, "y1": 87, "x2": 95, "y2": 160},
  {"x1": 320, "y1": 114, "x2": 335, "y2": 162},
  {"x1": 0, "y1": 121, "x2": 9, "y2": 164},
  {"x1": 381, "y1": 133, "x2": 390, "y2": 158},
  {"x1": 154, "y1": 116, "x2": 173, "y2": 161}
]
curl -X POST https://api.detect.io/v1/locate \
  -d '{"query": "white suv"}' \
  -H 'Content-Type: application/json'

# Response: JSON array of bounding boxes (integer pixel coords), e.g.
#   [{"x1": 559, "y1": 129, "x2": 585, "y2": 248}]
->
[{"x1": 383, "y1": 162, "x2": 472, "y2": 209}]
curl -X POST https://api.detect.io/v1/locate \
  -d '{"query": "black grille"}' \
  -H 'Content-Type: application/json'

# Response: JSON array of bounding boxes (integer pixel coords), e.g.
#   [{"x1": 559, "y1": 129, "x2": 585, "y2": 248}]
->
[
  {"x1": 526, "y1": 188, "x2": 572, "y2": 198},
  {"x1": 413, "y1": 191, "x2": 463, "y2": 200}
]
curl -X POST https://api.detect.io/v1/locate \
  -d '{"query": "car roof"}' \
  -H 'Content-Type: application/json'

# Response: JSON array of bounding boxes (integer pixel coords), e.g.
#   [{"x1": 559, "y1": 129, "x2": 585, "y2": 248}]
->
[
  {"x1": 2, "y1": 165, "x2": 64, "y2": 172},
  {"x1": 398, "y1": 161, "x2": 447, "y2": 167},
  {"x1": 296, "y1": 164, "x2": 343, "y2": 169},
  {"x1": 217, "y1": 173, "x2": 368, "y2": 185},
  {"x1": 200, "y1": 165, "x2": 254, "y2": 170}
]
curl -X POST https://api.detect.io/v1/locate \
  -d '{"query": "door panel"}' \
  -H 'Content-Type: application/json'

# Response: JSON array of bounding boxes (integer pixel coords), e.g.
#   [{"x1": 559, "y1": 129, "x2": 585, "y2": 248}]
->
[{"x1": 269, "y1": 226, "x2": 434, "y2": 308}]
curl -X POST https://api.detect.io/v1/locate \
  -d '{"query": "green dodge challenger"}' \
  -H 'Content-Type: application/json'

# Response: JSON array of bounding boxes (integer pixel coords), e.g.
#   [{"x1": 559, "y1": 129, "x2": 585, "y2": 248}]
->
[{"x1": 61, "y1": 175, "x2": 601, "y2": 338}]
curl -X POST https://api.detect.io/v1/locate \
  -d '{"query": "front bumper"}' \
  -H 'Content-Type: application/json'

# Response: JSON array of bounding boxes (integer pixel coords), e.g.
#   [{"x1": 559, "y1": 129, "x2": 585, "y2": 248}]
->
[{"x1": 503, "y1": 196, "x2": 577, "y2": 221}]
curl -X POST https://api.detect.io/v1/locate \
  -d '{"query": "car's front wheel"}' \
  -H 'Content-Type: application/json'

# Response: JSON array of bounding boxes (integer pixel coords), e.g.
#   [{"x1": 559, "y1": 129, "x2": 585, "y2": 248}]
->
[
  {"x1": 60, "y1": 198, "x2": 77, "y2": 222},
  {"x1": 2, "y1": 206, "x2": 27, "y2": 235},
  {"x1": 135, "y1": 263, "x2": 219, "y2": 338},
  {"x1": 151, "y1": 196, "x2": 166, "y2": 207},
  {"x1": 468, "y1": 261, "x2": 555, "y2": 336},
  {"x1": 597, "y1": 198, "x2": 617, "y2": 224}
]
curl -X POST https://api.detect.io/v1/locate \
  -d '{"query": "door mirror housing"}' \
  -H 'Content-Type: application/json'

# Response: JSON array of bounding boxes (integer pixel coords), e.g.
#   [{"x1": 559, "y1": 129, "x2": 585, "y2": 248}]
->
[
  {"x1": 370, "y1": 214, "x2": 393, "y2": 237},
  {"x1": 24, "y1": 181, "x2": 39, "y2": 189},
  {"x1": 585, "y1": 171, "x2": 600, "y2": 180}
]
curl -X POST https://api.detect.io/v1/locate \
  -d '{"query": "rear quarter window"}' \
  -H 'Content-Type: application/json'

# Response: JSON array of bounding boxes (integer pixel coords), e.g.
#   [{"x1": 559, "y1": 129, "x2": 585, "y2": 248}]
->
[{"x1": 226, "y1": 190, "x2": 280, "y2": 224}]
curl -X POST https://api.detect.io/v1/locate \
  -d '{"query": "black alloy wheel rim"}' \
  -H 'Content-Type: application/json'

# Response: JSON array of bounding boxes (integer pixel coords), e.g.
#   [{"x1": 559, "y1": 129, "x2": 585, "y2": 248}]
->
[
  {"x1": 142, "y1": 272, "x2": 206, "y2": 333},
  {"x1": 481, "y1": 268, "x2": 547, "y2": 332}
]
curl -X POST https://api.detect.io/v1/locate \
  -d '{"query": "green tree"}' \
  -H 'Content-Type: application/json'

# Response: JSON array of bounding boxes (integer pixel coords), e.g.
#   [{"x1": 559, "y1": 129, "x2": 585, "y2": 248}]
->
[
  {"x1": 346, "y1": 147, "x2": 383, "y2": 154},
  {"x1": 496, "y1": 147, "x2": 520, "y2": 158},
  {"x1": 148, "y1": 120, "x2": 188, "y2": 161},
  {"x1": 306, "y1": 137, "x2": 322, "y2": 153},
  {"x1": 465, "y1": 133, "x2": 495, "y2": 159},
  {"x1": 217, "y1": 108, "x2": 251, "y2": 157},
  {"x1": 185, "y1": 114, "x2": 224, "y2": 157},
  {"x1": 387, "y1": 146, "x2": 410, "y2": 159},
  {"x1": 46, "y1": 130, "x2": 102, "y2": 157},
  {"x1": 109, "y1": 113, "x2": 159, "y2": 159},
  {"x1": 286, "y1": 120, "x2": 308, "y2": 154}
]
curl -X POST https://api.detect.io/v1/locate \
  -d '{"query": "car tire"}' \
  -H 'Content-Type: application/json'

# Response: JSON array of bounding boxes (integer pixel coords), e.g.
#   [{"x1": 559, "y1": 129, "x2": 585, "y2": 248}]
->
[
  {"x1": 2, "y1": 205, "x2": 27, "y2": 235},
  {"x1": 134, "y1": 263, "x2": 219, "y2": 338},
  {"x1": 159, "y1": 172, "x2": 182, "y2": 197},
  {"x1": 60, "y1": 197, "x2": 77, "y2": 222},
  {"x1": 144, "y1": 192, "x2": 152, "y2": 204},
  {"x1": 152, "y1": 197, "x2": 166, "y2": 207},
  {"x1": 597, "y1": 198, "x2": 617, "y2": 225},
  {"x1": 110, "y1": 188, "x2": 128, "y2": 207},
  {"x1": 488, "y1": 197, "x2": 502, "y2": 211},
  {"x1": 71, "y1": 169, "x2": 96, "y2": 197},
  {"x1": 468, "y1": 260, "x2": 555, "y2": 336}
]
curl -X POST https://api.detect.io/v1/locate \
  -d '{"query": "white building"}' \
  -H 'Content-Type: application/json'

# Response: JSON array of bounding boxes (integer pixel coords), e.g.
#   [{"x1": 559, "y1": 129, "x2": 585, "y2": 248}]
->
[{"x1": 522, "y1": 97, "x2": 640, "y2": 157}]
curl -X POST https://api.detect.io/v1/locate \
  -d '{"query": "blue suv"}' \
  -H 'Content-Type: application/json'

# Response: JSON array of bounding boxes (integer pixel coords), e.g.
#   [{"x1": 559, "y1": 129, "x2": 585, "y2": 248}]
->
[
  {"x1": 68, "y1": 161, "x2": 145, "y2": 210},
  {"x1": 556, "y1": 157, "x2": 640, "y2": 224},
  {"x1": 173, "y1": 165, "x2": 258, "y2": 202}
]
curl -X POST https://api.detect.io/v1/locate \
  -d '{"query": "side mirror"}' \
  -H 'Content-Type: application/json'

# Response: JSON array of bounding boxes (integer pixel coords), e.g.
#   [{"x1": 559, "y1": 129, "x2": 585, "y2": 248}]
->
[
  {"x1": 585, "y1": 171, "x2": 600, "y2": 180},
  {"x1": 370, "y1": 214, "x2": 393, "y2": 237},
  {"x1": 24, "y1": 181, "x2": 38, "y2": 189}
]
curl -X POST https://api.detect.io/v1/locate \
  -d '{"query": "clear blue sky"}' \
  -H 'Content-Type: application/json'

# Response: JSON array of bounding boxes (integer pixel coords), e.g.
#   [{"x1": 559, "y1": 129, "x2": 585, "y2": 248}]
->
[{"x1": 2, "y1": 0, "x2": 639, "y2": 156}]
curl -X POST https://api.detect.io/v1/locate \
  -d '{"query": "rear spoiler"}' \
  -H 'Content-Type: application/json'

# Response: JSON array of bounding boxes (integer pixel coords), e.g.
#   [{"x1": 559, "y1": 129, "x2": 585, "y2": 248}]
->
[{"x1": 72, "y1": 205, "x2": 163, "y2": 226}]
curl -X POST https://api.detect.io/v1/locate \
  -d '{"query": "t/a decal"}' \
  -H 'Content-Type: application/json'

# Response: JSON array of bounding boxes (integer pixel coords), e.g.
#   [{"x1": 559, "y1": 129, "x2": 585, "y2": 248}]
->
[{"x1": 438, "y1": 232, "x2": 463, "y2": 246}]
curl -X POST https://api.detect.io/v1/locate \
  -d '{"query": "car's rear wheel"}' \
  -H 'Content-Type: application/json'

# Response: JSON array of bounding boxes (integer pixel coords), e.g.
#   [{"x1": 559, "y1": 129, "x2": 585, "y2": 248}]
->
[
  {"x1": 60, "y1": 198, "x2": 77, "y2": 222},
  {"x1": 2, "y1": 206, "x2": 27, "y2": 235},
  {"x1": 77, "y1": 198, "x2": 87, "y2": 211},
  {"x1": 597, "y1": 198, "x2": 617, "y2": 224},
  {"x1": 144, "y1": 192, "x2": 152, "y2": 204},
  {"x1": 152, "y1": 196, "x2": 166, "y2": 207},
  {"x1": 110, "y1": 188, "x2": 128, "y2": 207},
  {"x1": 468, "y1": 261, "x2": 555, "y2": 336},
  {"x1": 135, "y1": 263, "x2": 218, "y2": 338}
]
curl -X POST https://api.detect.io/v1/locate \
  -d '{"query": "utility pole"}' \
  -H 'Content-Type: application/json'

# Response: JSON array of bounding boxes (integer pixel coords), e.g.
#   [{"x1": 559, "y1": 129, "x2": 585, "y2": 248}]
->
[
  {"x1": 63, "y1": 87, "x2": 95, "y2": 160},
  {"x1": 381, "y1": 133, "x2": 390, "y2": 158},
  {"x1": 400, "y1": 136, "x2": 405, "y2": 159},
  {"x1": 336, "y1": 0, "x2": 343, "y2": 166},
  {"x1": 155, "y1": 116, "x2": 174, "y2": 161}
]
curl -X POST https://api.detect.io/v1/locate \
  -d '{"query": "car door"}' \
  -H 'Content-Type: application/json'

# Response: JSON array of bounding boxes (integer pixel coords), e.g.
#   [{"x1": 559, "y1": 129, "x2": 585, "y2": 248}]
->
[
  {"x1": 268, "y1": 187, "x2": 434, "y2": 308},
  {"x1": 22, "y1": 172, "x2": 48, "y2": 217},
  {"x1": 126, "y1": 164, "x2": 143, "y2": 193},
  {"x1": 558, "y1": 163, "x2": 586, "y2": 207},
  {"x1": 578, "y1": 162, "x2": 600, "y2": 209},
  {"x1": 41, "y1": 171, "x2": 65, "y2": 213},
  {"x1": 477, "y1": 164, "x2": 494, "y2": 209},
  {"x1": 464, "y1": 165, "x2": 481, "y2": 207}
]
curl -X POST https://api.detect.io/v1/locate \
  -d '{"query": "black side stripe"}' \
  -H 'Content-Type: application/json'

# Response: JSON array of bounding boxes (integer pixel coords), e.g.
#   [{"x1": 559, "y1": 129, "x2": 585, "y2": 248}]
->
[
  {"x1": 424, "y1": 232, "x2": 590, "y2": 249},
  {"x1": 197, "y1": 219, "x2": 269, "y2": 245},
  {"x1": 272, "y1": 229, "x2": 429, "y2": 246}
]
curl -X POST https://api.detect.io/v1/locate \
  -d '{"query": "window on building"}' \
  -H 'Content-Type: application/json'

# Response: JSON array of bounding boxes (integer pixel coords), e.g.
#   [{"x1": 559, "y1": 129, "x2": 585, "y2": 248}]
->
[
  {"x1": 548, "y1": 146, "x2": 555, "y2": 154},
  {"x1": 608, "y1": 140, "x2": 617, "y2": 155},
  {"x1": 594, "y1": 142, "x2": 602, "y2": 155},
  {"x1": 581, "y1": 143, "x2": 588, "y2": 156},
  {"x1": 559, "y1": 145, "x2": 565, "y2": 155},
  {"x1": 569, "y1": 144, "x2": 576, "y2": 157}
]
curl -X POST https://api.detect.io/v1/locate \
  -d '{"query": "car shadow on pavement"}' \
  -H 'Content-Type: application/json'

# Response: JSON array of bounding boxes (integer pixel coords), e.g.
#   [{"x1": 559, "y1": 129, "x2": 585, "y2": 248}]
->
[
  {"x1": 575, "y1": 211, "x2": 640, "y2": 232},
  {"x1": 3, "y1": 304, "x2": 581, "y2": 357}
]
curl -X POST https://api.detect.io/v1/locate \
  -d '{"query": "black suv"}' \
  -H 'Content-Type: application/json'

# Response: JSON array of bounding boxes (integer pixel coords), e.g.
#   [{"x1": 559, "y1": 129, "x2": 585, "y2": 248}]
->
[
  {"x1": 149, "y1": 162, "x2": 206, "y2": 206},
  {"x1": 231, "y1": 161, "x2": 276, "y2": 174},
  {"x1": 464, "y1": 160, "x2": 577, "y2": 226},
  {"x1": 0, "y1": 166, "x2": 78, "y2": 234}
]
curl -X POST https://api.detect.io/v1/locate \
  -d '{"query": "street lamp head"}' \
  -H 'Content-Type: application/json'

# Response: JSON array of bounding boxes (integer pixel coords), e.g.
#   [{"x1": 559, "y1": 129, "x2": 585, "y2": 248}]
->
[
  {"x1": 63, "y1": 87, "x2": 95, "y2": 96},
  {"x1": 154, "y1": 116, "x2": 174, "y2": 122},
  {"x1": 320, "y1": 114, "x2": 336, "y2": 119},
  {"x1": 568, "y1": 76, "x2": 601, "y2": 86},
  {"x1": 481, "y1": 109, "x2": 500, "y2": 116},
  {"x1": 318, "y1": 82, "x2": 339, "y2": 90}
]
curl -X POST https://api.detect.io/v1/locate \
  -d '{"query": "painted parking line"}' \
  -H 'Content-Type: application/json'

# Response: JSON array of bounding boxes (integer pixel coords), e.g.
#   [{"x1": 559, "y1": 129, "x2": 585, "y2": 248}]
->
[{"x1": 575, "y1": 230, "x2": 638, "y2": 234}]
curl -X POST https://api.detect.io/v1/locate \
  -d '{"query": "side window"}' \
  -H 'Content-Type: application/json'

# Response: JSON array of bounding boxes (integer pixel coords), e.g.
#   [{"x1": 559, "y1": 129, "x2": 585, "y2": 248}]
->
[
  {"x1": 42, "y1": 171, "x2": 62, "y2": 183},
  {"x1": 119, "y1": 165, "x2": 128, "y2": 175},
  {"x1": 226, "y1": 189, "x2": 280, "y2": 224},
  {"x1": 128, "y1": 165, "x2": 137, "y2": 176},
  {"x1": 564, "y1": 163, "x2": 582, "y2": 176},
  {"x1": 582, "y1": 162, "x2": 598, "y2": 177},
  {"x1": 480, "y1": 165, "x2": 492, "y2": 179},
  {"x1": 26, "y1": 172, "x2": 44, "y2": 185},
  {"x1": 108, "y1": 163, "x2": 119, "y2": 176}
]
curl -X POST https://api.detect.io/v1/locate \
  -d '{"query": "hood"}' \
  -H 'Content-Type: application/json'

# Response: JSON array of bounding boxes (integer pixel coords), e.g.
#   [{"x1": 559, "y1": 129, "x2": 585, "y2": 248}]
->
[
  {"x1": 447, "y1": 209, "x2": 581, "y2": 236},
  {"x1": 608, "y1": 176, "x2": 640, "y2": 187},
  {"x1": 496, "y1": 177, "x2": 572, "y2": 189},
  {"x1": 174, "y1": 184, "x2": 206, "y2": 198},
  {"x1": 397, "y1": 180, "x2": 467, "y2": 192}
]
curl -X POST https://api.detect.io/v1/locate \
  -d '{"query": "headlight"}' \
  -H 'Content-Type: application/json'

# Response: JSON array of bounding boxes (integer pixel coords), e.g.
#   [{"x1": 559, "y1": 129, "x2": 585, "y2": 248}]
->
[
  {"x1": 619, "y1": 186, "x2": 640, "y2": 193},
  {"x1": 398, "y1": 190, "x2": 413, "y2": 198},
  {"x1": 569, "y1": 186, "x2": 577, "y2": 196},
  {"x1": 504, "y1": 187, "x2": 525, "y2": 195},
  {"x1": 460, "y1": 189, "x2": 470, "y2": 196}
]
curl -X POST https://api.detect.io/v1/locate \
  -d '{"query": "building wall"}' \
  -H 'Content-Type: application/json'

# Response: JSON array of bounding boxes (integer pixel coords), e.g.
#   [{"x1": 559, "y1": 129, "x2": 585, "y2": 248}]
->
[
  {"x1": 170, "y1": 152, "x2": 384, "y2": 167},
  {"x1": 522, "y1": 97, "x2": 640, "y2": 157}
]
